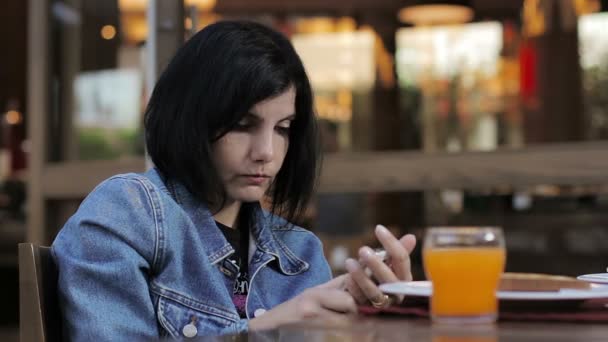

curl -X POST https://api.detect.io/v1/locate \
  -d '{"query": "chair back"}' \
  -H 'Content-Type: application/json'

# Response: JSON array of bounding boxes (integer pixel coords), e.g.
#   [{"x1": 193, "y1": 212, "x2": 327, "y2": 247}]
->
[{"x1": 18, "y1": 243, "x2": 62, "y2": 342}]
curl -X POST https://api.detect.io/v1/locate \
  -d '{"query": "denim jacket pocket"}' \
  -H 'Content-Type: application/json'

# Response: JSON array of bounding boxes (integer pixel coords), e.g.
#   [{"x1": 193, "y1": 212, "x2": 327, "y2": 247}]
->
[{"x1": 155, "y1": 289, "x2": 239, "y2": 338}]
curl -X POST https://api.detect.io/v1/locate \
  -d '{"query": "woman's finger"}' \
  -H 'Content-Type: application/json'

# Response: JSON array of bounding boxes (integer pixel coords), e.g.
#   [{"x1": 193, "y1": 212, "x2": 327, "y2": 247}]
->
[
  {"x1": 343, "y1": 261, "x2": 369, "y2": 304},
  {"x1": 319, "y1": 274, "x2": 348, "y2": 290},
  {"x1": 314, "y1": 288, "x2": 358, "y2": 314},
  {"x1": 344, "y1": 256, "x2": 385, "y2": 305},
  {"x1": 358, "y1": 246, "x2": 405, "y2": 304},
  {"x1": 374, "y1": 225, "x2": 413, "y2": 281},
  {"x1": 400, "y1": 233, "x2": 417, "y2": 255},
  {"x1": 359, "y1": 246, "x2": 398, "y2": 284}
]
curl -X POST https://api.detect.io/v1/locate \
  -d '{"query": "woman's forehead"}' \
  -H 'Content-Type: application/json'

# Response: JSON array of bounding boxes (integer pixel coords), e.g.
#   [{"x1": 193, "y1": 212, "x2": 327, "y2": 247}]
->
[{"x1": 249, "y1": 87, "x2": 296, "y2": 120}]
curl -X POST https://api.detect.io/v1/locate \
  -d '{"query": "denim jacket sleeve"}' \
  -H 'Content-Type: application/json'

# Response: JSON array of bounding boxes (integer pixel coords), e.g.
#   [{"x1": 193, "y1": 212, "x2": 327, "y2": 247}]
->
[{"x1": 52, "y1": 176, "x2": 164, "y2": 341}]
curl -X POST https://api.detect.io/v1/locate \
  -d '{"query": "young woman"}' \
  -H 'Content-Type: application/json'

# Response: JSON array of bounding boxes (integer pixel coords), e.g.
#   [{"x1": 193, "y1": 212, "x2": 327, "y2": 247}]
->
[{"x1": 52, "y1": 20, "x2": 416, "y2": 340}]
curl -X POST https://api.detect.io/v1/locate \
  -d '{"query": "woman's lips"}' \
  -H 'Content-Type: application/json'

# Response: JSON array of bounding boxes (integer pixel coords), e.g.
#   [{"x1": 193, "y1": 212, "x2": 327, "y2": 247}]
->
[{"x1": 241, "y1": 175, "x2": 270, "y2": 185}]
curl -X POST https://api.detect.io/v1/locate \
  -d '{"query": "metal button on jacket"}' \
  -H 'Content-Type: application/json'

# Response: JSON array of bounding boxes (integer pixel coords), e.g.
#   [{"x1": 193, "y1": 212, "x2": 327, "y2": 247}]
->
[{"x1": 182, "y1": 322, "x2": 198, "y2": 338}]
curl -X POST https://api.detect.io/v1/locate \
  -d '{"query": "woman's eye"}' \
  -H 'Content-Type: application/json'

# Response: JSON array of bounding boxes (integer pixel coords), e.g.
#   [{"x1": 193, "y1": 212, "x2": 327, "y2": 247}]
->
[{"x1": 276, "y1": 126, "x2": 291, "y2": 135}]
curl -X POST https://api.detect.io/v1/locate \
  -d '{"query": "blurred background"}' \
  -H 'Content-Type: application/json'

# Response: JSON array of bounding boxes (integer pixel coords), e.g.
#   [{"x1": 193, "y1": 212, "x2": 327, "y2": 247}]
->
[{"x1": 2, "y1": 0, "x2": 608, "y2": 337}]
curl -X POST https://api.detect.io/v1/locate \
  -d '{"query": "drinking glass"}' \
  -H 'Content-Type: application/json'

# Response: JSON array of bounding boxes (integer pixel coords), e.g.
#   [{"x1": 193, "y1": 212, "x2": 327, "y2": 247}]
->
[{"x1": 423, "y1": 227, "x2": 506, "y2": 324}]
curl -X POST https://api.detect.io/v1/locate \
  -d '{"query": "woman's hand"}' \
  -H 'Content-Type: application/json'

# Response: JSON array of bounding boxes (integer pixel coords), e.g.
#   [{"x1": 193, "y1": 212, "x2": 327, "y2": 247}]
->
[
  {"x1": 344, "y1": 224, "x2": 417, "y2": 307},
  {"x1": 248, "y1": 275, "x2": 357, "y2": 331}
]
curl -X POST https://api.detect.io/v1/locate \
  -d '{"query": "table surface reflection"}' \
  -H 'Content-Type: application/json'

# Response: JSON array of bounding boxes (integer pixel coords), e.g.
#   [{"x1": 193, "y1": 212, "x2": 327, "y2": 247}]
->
[{"x1": 201, "y1": 316, "x2": 608, "y2": 342}]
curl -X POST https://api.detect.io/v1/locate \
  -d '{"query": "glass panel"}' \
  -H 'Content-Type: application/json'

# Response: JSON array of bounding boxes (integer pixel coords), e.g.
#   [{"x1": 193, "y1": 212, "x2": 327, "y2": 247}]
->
[
  {"x1": 393, "y1": 14, "x2": 608, "y2": 154},
  {"x1": 396, "y1": 22, "x2": 519, "y2": 153},
  {"x1": 49, "y1": 0, "x2": 147, "y2": 161},
  {"x1": 579, "y1": 12, "x2": 608, "y2": 140},
  {"x1": 44, "y1": 6, "x2": 608, "y2": 158},
  {"x1": 292, "y1": 27, "x2": 376, "y2": 152},
  {"x1": 314, "y1": 187, "x2": 608, "y2": 277}
]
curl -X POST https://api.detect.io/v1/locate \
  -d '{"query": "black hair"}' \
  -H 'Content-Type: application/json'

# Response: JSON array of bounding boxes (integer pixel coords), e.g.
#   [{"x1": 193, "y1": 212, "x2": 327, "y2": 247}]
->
[{"x1": 144, "y1": 20, "x2": 319, "y2": 223}]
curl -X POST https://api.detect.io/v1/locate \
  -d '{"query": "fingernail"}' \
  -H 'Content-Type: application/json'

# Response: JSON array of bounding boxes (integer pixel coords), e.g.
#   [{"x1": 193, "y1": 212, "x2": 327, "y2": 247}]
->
[
  {"x1": 345, "y1": 258, "x2": 358, "y2": 272},
  {"x1": 359, "y1": 246, "x2": 374, "y2": 259},
  {"x1": 376, "y1": 224, "x2": 389, "y2": 235}
]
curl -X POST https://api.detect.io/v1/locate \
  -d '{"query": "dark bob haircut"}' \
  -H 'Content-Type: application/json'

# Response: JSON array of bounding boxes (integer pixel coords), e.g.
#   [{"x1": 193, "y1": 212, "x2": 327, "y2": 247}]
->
[{"x1": 144, "y1": 20, "x2": 320, "y2": 223}]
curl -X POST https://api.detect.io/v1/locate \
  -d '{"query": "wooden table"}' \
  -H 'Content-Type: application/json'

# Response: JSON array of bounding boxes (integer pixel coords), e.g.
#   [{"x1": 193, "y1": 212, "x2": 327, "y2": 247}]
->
[{"x1": 214, "y1": 316, "x2": 608, "y2": 342}]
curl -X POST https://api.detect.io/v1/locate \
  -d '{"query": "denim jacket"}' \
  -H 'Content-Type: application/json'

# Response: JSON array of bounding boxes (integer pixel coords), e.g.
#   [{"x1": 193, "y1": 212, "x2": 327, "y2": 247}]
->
[{"x1": 52, "y1": 168, "x2": 332, "y2": 340}]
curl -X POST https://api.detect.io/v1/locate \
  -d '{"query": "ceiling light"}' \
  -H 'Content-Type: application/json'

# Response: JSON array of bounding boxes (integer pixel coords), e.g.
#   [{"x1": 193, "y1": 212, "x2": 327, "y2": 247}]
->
[
  {"x1": 101, "y1": 25, "x2": 117, "y2": 40},
  {"x1": 398, "y1": 0, "x2": 474, "y2": 26}
]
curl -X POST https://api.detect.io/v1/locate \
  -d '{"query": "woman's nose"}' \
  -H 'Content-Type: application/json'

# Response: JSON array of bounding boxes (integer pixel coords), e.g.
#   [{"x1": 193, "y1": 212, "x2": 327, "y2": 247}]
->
[{"x1": 251, "y1": 131, "x2": 274, "y2": 162}]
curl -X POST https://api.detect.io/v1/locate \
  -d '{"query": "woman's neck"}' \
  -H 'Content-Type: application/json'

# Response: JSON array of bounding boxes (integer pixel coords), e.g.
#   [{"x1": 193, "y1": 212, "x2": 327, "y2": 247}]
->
[{"x1": 213, "y1": 200, "x2": 242, "y2": 229}]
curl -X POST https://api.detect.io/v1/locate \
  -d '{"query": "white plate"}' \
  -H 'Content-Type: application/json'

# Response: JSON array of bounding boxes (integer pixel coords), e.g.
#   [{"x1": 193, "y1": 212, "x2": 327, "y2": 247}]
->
[
  {"x1": 577, "y1": 273, "x2": 608, "y2": 284},
  {"x1": 380, "y1": 281, "x2": 608, "y2": 301}
]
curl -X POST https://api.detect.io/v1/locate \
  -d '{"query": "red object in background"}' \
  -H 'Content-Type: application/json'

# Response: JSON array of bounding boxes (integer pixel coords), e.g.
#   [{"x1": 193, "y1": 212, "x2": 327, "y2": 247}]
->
[
  {"x1": 504, "y1": 21, "x2": 516, "y2": 46},
  {"x1": 519, "y1": 40, "x2": 538, "y2": 104},
  {"x1": 274, "y1": 17, "x2": 293, "y2": 38}
]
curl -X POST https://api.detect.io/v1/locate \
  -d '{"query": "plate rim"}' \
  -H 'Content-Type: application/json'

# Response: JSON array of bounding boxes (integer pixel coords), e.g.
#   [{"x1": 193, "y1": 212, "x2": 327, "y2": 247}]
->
[
  {"x1": 577, "y1": 273, "x2": 608, "y2": 284},
  {"x1": 380, "y1": 280, "x2": 608, "y2": 301}
]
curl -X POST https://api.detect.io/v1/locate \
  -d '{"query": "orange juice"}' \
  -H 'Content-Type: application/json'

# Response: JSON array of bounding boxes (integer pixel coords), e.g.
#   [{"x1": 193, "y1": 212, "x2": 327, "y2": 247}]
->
[{"x1": 424, "y1": 247, "x2": 506, "y2": 319}]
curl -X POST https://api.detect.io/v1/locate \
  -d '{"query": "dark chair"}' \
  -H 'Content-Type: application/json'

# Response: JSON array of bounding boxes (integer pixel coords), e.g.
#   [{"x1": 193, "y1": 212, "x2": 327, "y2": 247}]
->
[{"x1": 18, "y1": 243, "x2": 62, "y2": 342}]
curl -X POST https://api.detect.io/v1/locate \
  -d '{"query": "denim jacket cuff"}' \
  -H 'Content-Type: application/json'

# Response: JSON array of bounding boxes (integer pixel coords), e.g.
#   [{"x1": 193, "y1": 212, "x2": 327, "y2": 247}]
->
[{"x1": 236, "y1": 318, "x2": 249, "y2": 334}]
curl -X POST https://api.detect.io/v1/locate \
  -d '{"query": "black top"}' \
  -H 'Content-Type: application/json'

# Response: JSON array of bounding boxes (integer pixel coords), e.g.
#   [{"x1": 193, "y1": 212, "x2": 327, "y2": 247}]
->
[{"x1": 216, "y1": 220, "x2": 249, "y2": 318}]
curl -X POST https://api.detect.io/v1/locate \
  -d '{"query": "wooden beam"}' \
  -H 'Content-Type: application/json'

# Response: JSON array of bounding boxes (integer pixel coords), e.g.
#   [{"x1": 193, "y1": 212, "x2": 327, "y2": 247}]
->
[
  {"x1": 148, "y1": 0, "x2": 184, "y2": 80},
  {"x1": 42, "y1": 158, "x2": 146, "y2": 199},
  {"x1": 318, "y1": 142, "x2": 608, "y2": 193},
  {"x1": 26, "y1": 0, "x2": 49, "y2": 244},
  {"x1": 41, "y1": 142, "x2": 608, "y2": 198}
]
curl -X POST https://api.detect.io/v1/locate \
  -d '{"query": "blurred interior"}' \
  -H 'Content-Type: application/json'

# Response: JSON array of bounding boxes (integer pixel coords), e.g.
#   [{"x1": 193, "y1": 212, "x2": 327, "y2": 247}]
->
[{"x1": 2, "y1": 0, "x2": 608, "y2": 336}]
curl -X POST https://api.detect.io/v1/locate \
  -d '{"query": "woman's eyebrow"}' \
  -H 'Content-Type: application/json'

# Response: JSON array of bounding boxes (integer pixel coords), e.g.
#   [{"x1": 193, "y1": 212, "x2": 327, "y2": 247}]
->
[
  {"x1": 280, "y1": 114, "x2": 296, "y2": 121},
  {"x1": 243, "y1": 112, "x2": 262, "y2": 121},
  {"x1": 246, "y1": 112, "x2": 296, "y2": 121}
]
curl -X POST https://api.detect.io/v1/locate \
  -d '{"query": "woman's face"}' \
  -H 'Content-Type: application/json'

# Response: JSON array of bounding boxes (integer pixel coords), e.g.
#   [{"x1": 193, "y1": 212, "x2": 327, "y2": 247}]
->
[{"x1": 211, "y1": 86, "x2": 295, "y2": 204}]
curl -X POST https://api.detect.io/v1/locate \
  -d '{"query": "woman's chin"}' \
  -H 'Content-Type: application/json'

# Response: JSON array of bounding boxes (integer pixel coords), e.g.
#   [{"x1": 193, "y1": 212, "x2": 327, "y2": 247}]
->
[{"x1": 230, "y1": 188, "x2": 266, "y2": 203}]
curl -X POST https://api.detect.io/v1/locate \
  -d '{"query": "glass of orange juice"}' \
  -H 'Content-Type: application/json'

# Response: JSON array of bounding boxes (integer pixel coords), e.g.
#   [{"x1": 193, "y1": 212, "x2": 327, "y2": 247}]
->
[{"x1": 423, "y1": 227, "x2": 506, "y2": 324}]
